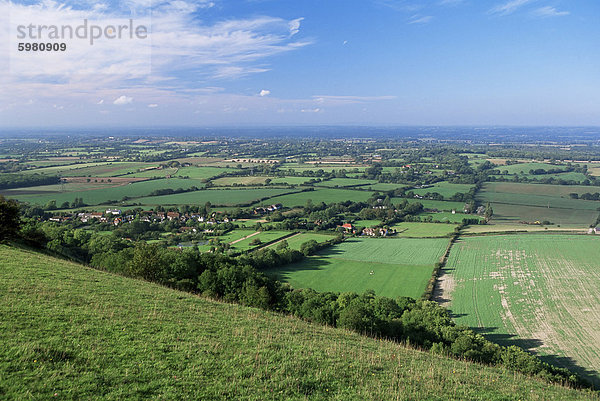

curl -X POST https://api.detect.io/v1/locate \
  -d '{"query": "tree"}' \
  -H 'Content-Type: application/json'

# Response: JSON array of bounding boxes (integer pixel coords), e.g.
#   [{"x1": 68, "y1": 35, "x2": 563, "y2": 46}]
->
[
  {"x1": 0, "y1": 195, "x2": 21, "y2": 242},
  {"x1": 484, "y1": 202, "x2": 494, "y2": 220}
]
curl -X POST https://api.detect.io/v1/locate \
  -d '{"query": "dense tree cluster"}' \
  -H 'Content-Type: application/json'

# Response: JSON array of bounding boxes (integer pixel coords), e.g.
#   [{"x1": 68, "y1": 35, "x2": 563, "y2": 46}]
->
[{"x1": 0, "y1": 174, "x2": 60, "y2": 190}]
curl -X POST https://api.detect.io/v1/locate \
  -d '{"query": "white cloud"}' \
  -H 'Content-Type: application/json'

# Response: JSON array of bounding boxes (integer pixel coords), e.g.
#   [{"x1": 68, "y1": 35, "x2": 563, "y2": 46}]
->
[
  {"x1": 113, "y1": 95, "x2": 133, "y2": 105},
  {"x1": 408, "y1": 15, "x2": 433, "y2": 24},
  {"x1": 490, "y1": 0, "x2": 537, "y2": 16},
  {"x1": 532, "y1": 6, "x2": 569, "y2": 18},
  {"x1": 0, "y1": 0, "x2": 311, "y2": 110},
  {"x1": 288, "y1": 17, "x2": 304, "y2": 36},
  {"x1": 148, "y1": 103, "x2": 158, "y2": 108},
  {"x1": 301, "y1": 108, "x2": 321, "y2": 113},
  {"x1": 259, "y1": 90, "x2": 271, "y2": 97}
]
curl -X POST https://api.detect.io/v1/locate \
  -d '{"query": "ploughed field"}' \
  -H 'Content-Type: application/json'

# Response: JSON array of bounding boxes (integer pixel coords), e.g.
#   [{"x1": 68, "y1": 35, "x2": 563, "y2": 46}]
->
[
  {"x1": 265, "y1": 238, "x2": 449, "y2": 299},
  {"x1": 443, "y1": 234, "x2": 600, "y2": 385}
]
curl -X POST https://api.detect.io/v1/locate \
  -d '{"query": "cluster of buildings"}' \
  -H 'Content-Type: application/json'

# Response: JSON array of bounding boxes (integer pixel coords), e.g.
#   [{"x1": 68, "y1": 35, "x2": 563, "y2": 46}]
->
[
  {"x1": 48, "y1": 209, "x2": 234, "y2": 227},
  {"x1": 338, "y1": 223, "x2": 396, "y2": 237},
  {"x1": 253, "y1": 204, "x2": 283, "y2": 215}
]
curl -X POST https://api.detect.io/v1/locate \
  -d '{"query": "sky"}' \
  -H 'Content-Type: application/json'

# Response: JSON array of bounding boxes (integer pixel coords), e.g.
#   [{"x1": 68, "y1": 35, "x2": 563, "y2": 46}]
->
[{"x1": 0, "y1": 0, "x2": 599, "y2": 127}]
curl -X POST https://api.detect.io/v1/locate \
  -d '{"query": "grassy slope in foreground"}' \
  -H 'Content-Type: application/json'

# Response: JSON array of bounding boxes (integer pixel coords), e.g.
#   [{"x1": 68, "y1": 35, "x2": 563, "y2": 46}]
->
[{"x1": 0, "y1": 245, "x2": 597, "y2": 401}]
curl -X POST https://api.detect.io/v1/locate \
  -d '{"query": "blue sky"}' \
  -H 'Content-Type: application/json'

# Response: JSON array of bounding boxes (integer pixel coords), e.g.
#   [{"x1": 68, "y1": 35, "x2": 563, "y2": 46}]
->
[{"x1": 1, "y1": 0, "x2": 599, "y2": 127}]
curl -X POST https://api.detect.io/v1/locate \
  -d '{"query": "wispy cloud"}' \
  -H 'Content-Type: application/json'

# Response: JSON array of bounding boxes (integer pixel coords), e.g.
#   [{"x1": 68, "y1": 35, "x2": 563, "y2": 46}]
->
[
  {"x1": 1, "y1": 0, "x2": 311, "y2": 107},
  {"x1": 490, "y1": 0, "x2": 537, "y2": 16},
  {"x1": 532, "y1": 6, "x2": 569, "y2": 18},
  {"x1": 408, "y1": 15, "x2": 434, "y2": 24}
]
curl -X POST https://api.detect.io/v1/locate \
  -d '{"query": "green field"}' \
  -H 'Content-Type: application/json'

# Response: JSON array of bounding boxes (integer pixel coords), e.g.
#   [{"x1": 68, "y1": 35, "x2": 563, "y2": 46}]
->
[
  {"x1": 2, "y1": 245, "x2": 594, "y2": 400},
  {"x1": 394, "y1": 198, "x2": 466, "y2": 212},
  {"x1": 353, "y1": 219, "x2": 381, "y2": 227},
  {"x1": 269, "y1": 176, "x2": 315, "y2": 185},
  {"x1": 356, "y1": 183, "x2": 406, "y2": 191},
  {"x1": 265, "y1": 188, "x2": 374, "y2": 207},
  {"x1": 496, "y1": 162, "x2": 567, "y2": 175},
  {"x1": 412, "y1": 182, "x2": 474, "y2": 198},
  {"x1": 421, "y1": 211, "x2": 481, "y2": 223},
  {"x1": 392, "y1": 222, "x2": 458, "y2": 238},
  {"x1": 266, "y1": 232, "x2": 335, "y2": 250},
  {"x1": 316, "y1": 178, "x2": 378, "y2": 188},
  {"x1": 137, "y1": 188, "x2": 300, "y2": 206},
  {"x1": 265, "y1": 238, "x2": 449, "y2": 299},
  {"x1": 478, "y1": 183, "x2": 600, "y2": 211},
  {"x1": 444, "y1": 234, "x2": 600, "y2": 385},
  {"x1": 2, "y1": 178, "x2": 207, "y2": 206},
  {"x1": 478, "y1": 182, "x2": 600, "y2": 226},
  {"x1": 174, "y1": 166, "x2": 234, "y2": 180},
  {"x1": 211, "y1": 176, "x2": 270, "y2": 186}
]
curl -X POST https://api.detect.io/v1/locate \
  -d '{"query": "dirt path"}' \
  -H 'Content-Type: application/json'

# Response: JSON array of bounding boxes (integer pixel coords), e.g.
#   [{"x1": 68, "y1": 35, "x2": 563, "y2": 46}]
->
[
  {"x1": 432, "y1": 268, "x2": 455, "y2": 308},
  {"x1": 229, "y1": 231, "x2": 260, "y2": 245}
]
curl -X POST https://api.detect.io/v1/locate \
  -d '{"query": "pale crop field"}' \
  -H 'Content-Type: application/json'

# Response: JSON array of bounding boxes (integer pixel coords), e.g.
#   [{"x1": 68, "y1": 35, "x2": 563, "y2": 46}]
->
[{"x1": 444, "y1": 234, "x2": 600, "y2": 385}]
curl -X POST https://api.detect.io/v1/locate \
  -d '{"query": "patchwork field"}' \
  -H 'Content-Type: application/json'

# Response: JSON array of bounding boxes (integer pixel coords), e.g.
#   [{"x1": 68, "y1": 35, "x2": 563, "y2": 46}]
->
[
  {"x1": 391, "y1": 222, "x2": 458, "y2": 238},
  {"x1": 265, "y1": 238, "x2": 449, "y2": 298},
  {"x1": 3, "y1": 178, "x2": 206, "y2": 206},
  {"x1": 443, "y1": 234, "x2": 600, "y2": 385},
  {"x1": 136, "y1": 188, "x2": 300, "y2": 206},
  {"x1": 265, "y1": 188, "x2": 374, "y2": 207}
]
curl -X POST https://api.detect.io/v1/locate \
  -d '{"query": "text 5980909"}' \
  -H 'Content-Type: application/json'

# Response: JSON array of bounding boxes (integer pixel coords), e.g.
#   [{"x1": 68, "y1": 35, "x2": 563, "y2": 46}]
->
[{"x1": 18, "y1": 43, "x2": 67, "y2": 52}]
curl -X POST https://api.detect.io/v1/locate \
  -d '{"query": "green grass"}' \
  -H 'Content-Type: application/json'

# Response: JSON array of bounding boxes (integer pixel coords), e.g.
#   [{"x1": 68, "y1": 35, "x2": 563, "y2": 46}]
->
[
  {"x1": 395, "y1": 198, "x2": 466, "y2": 212},
  {"x1": 137, "y1": 188, "x2": 301, "y2": 206},
  {"x1": 265, "y1": 188, "x2": 374, "y2": 207},
  {"x1": 266, "y1": 233, "x2": 335, "y2": 250},
  {"x1": 353, "y1": 219, "x2": 381, "y2": 228},
  {"x1": 229, "y1": 230, "x2": 294, "y2": 251},
  {"x1": 391, "y1": 222, "x2": 458, "y2": 238},
  {"x1": 265, "y1": 238, "x2": 449, "y2": 299},
  {"x1": 0, "y1": 245, "x2": 599, "y2": 400},
  {"x1": 269, "y1": 177, "x2": 315, "y2": 185},
  {"x1": 445, "y1": 234, "x2": 600, "y2": 385},
  {"x1": 421, "y1": 211, "x2": 482, "y2": 223},
  {"x1": 497, "y1": 162, "x2": 567, "y2": 175},
  {"x1": 316, "y1": 178, "x2": 378, "y2": 188},
  {"x1": 412, "y1": 182, "x2": 474, "y2": 198}
]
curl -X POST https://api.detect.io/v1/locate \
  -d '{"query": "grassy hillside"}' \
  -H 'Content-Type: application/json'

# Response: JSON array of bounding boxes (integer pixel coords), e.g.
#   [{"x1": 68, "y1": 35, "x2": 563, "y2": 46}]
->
[{"x1": 0, "y1": 244, "x2": 598, "y2": 400}]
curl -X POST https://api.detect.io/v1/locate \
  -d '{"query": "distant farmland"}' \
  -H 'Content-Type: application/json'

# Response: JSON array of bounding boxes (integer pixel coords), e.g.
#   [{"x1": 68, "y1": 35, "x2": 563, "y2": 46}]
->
[
  {"x1": 265, "y1": 238, "x2": 449, "y2": 299},
  {"x1": 444, "y1": 234, "x2": 600, "y2": 385}
]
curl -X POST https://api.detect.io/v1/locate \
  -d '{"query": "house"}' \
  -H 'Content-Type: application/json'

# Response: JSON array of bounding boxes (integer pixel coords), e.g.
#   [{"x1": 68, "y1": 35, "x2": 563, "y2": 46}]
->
[
  {"x1": 339, "y1": 223, "x2": 356, "y2": 233},
  {"x1": 166, "y1": 212, "x2": 180, "y2": 220},
  {"x1": 105, "y1": 209, "x2": 122, "y2": 215}
]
